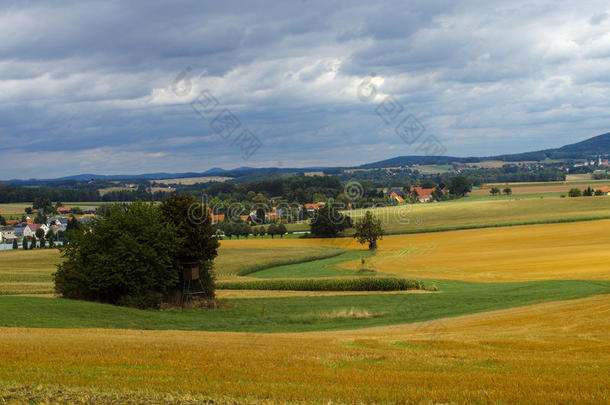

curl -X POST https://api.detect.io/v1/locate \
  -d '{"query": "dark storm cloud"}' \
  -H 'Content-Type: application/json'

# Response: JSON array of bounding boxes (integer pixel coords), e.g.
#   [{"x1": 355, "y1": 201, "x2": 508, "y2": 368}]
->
[{"x1": 1, "y1": 0, "x2": 610, "y2": 178}]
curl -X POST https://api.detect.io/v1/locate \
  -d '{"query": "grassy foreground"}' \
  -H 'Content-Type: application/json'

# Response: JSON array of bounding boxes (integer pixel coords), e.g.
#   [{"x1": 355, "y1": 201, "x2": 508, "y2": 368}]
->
[
  {"x1": 0, "y1": 279, "x2": 607, "y2": 332},
  {"x1": 1, "y1": 294, "x2": 607, "y2": 404}
]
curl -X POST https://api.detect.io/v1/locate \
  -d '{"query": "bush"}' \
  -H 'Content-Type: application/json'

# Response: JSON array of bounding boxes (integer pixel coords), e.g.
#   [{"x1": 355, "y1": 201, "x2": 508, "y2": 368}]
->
[
  {"x1": 217, "y1": 277, "x2": 428, "y2": 291},
  {"x1": 568, "y1": 188, "x2": 582, "y2": 197},
  {"x1": 54, "y1": 201, "x2": 181, "y2": 308}
]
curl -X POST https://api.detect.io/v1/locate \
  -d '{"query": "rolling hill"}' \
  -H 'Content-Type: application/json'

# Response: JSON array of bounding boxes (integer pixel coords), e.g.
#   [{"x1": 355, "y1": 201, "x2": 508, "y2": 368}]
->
[{"x1": 4, "y1": 132, "x2": 609, "y2": 182}]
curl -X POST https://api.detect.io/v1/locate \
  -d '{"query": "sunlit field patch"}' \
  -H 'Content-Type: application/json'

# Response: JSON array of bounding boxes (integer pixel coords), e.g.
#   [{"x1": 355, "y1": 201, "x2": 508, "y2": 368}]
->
[
  {"x1": 0, "y1": 295, "x2": 607, "y2": 404},
  {"x1": 340, "y1": 219, "x2": 610, "y2": 282}
]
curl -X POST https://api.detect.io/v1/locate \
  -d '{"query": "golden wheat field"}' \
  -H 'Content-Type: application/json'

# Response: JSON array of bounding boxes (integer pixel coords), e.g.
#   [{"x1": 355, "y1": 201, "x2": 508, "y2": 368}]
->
[
  {"x1": 221, "y1": 220, "x2": 610, "y2": 282},
  {"x1": 343, "y1": 219, "x2": 610, "y2": 281},
  {"x1": 0, "y1": 294, "x2": 607, "y2": 404}
]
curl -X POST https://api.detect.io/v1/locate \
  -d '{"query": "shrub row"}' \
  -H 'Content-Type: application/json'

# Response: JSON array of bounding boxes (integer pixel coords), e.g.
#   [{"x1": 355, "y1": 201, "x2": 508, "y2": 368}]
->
[{"x1": 217, "y1": 277, "x2": 431, "y2": 292}]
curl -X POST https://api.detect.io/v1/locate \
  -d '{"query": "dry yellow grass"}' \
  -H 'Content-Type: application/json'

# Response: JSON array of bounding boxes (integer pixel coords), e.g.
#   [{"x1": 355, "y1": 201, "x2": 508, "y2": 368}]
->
[
  {"x1": 0, "y1": 250, "x2": 61, "y2": 294},
  {"x1": 0, "y1": 294, "x2": 607, "y2": 404},
  {"x1": 340, "y1": 219, "x2": 610, "y2": 281}
]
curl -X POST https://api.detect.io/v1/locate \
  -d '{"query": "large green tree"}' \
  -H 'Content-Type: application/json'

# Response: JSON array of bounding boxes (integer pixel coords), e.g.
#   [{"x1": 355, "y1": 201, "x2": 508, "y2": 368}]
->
[
  {"x1": 309, "y1": 203, "x2": 352, "y2": 237},
  {"x1": 353, "y1": 211, "x2": 384, "y2": 250},
  {"x1": 448, "y1": 176, "x2": 472, "y2": 196},
  {"x1": 159, "y1": 194, "x2": 219, "y2": 299},
  {"x1": 54, "y1": 200, "x2": 181, "y2": 308}
]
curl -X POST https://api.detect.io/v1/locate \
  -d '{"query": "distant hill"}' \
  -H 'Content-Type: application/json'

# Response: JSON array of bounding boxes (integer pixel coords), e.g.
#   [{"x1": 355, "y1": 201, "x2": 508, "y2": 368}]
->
[
  {"x1": 556, "y1": 132, "x2": 610, "y2": 153},
  {"x1": 360, "y1": 132, "x2": 610, "y2": 168},
  {"x1": 3, "y1": 132, "x2": 609, "y2": 182}
]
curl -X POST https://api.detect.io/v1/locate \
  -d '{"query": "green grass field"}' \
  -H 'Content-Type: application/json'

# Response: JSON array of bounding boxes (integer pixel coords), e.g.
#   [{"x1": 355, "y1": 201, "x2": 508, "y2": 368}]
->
[
  {"x1": 248, "y1": 250, "x2": 375, "y2": 278},
  {"x1": 0, "y1": 279, "x2": 606, "y2": 332}
]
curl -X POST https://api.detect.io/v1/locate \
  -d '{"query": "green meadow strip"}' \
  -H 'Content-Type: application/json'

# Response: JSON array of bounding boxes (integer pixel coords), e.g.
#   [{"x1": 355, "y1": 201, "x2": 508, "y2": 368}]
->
[{"x1": 236, "y1": 248, "x2": 346, "y2": 276}]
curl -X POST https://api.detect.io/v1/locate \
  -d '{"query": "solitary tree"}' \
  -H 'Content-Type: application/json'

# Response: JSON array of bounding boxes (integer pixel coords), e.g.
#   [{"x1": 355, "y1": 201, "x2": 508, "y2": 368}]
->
[
  {"x1": 22, "y1": 238, "x2": 28, "y2": 250},
  {"x1": 277, "y1": 223, "x2": 287, "y2": 238},
  {"x1": 223, "y1": 223, "x2": 234, "y2": 239},
  {"x1": 568, "y1": 188, "x2": 582, "y2": 197},
  {"x1": 12, "y1": 239, "x2": 18, "y2": 249},
  {"x1": 503, "y1": 187, "x2": 512, "y2": 196},
  {"x1": 448, "y1": 176, "x2": 472, "y2": 196},
  {"x1": 46, "y1": 229, "x2": 55, "y2": 248},
  {"x1": 353, "y1": 211, "x2": 384, "y2": 250},
  {"x1": 490, "y1": 187, "x2": 500, "y2": 195},
  {"x1": 239, "y1": 222, "x2": 251, "y2": 239},
  {"x1": 267, "y1": 222, "x2": 278, "y2": 238}
]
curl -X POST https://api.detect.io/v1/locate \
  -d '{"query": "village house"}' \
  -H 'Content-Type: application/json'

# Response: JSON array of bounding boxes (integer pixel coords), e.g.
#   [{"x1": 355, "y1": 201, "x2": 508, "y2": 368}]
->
[
  {"x1": 56, "y1": 207, "x2": 72, "y2": 214},
  {"x1": 1, "y1": 229, "x2": 17, "y2": 244},
  {"x1": 304, "y1": 202, "x2": 325, "y2": 213},
  {"x1": 410, "y1": 187, "x2": 436, "y2": 203},
  {"x1": 48, "y1": 216, "x2": 69, "y2": 226},
  {"x1": 23, "y1": 223, "x2": 49, "y2": 239}
]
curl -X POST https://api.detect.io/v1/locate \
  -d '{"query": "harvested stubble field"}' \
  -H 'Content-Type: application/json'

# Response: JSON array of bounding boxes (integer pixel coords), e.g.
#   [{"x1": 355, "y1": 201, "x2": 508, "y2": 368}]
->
[
  {"x1": 470, "y1": 181, "x2": 610, "y2": 196},
  {"x1": 340, "y1": 219, "x2": 610, "y2": 282},
  {"x1": 220, "y1": 220, "x2": 610, "y2": 282},
  {"x1": 344, "y1": 196, "x2": 610, "y2": 234},
  {"x1": 0, "y1": 294, "x2": 607, "y2": 404}
]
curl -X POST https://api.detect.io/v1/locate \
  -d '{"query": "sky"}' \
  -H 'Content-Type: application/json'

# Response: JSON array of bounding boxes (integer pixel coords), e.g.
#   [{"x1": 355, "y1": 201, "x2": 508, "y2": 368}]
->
[{"x1": 2, "y1": 0, "x2": 610, "y2": 179}]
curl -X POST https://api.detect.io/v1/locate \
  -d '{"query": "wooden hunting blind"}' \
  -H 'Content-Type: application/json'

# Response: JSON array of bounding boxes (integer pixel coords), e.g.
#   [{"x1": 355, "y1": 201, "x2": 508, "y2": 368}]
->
[{"x1": 180, "y1": 262, "x2": 206, "y2": 307}]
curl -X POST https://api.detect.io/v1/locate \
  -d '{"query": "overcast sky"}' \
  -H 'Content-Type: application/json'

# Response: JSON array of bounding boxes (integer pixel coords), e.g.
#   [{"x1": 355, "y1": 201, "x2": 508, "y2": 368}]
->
[{"x1": 2, "y1": 0, "x2": 610, "y2": 179}]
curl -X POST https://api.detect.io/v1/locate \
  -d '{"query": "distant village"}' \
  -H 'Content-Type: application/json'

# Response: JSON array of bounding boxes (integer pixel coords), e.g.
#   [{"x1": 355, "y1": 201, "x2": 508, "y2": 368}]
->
[{"x1": 0, "y1": 206, "x2": 97, "y2": 248}]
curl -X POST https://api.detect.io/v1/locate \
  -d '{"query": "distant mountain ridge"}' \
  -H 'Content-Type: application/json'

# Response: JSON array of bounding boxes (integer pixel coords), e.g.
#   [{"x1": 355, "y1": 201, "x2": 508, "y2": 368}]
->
[
  {"x1": 3, "y1": 132, "x2": 609, "y2": 182},
  {"x1": 360, "y1": 132, "x2": 610, "y2": 168}
]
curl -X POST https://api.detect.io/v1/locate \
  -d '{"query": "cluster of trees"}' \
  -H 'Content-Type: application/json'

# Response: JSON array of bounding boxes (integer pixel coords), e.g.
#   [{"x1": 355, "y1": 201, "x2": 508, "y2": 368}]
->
[
  {"x1": 568, "y1": 187, "x2": 605, "y2": 197},
  {"x1": 0, "y1": 186, "x2": 173, "y2": 204},
  {"x1": 467, "y1": 168, "x2": 565, "y2": 185},
  {"x1": 0, "y1": 187, "x2": 100, "y2": 203},
  {"x1": 54, "y1": 195, "x2": 218, "y2": 309},
  {"x1": 215, "y1": 220, "x2": 288, "y2": 239},
  {"x1": 175, "y1": 176, "x2": 343, "y2": 205},
  {"x1": 489, "y1": 187, "x2": 512, "y2": 196},
  {"x1": 251, "y1": 223, "x2": 287, "y2": 238}
]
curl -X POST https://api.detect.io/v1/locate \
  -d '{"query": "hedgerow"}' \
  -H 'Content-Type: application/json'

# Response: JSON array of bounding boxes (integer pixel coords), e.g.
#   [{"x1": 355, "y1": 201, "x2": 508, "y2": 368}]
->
[{"x1": 217, "y1": 277, "x2": 431, "y2": 291}]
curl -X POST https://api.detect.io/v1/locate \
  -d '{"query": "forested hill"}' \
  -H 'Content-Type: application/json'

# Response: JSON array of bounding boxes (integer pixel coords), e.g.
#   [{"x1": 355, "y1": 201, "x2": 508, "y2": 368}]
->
[{"x1": 360, "y1": 132, "x2": 610, "y2": 168}]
